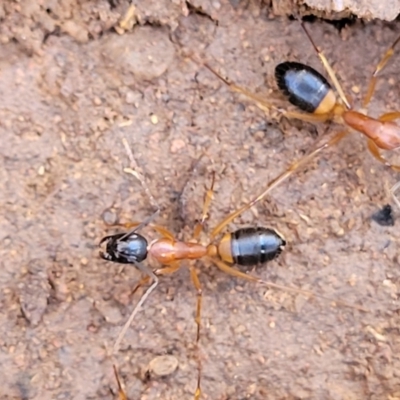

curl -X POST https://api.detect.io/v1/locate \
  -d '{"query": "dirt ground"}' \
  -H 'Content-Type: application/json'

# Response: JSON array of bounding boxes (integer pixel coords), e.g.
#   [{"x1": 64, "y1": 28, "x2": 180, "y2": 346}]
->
[{"x1": 1, "y1": 2, "x2": 400, "y2": 400}]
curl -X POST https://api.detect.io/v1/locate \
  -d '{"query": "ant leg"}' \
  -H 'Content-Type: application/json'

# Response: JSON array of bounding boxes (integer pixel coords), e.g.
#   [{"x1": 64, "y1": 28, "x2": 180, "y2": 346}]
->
[
  {"x1": 130, "y1": 275, "x2": 151, "y2": 298},
  {"x1": 149, "y1": 225, "x2": 175, "y2": 240},
  {"x1": 363, "y1": 33, "x2": 400, "y2": 107},
  {"x1": 190, "y1": 266, "x2": 202, "y2": 342},
  {"x1": 115, "y1": 211, "x2": 161, "y2": 241},
  {"x1": 117, "y1": 222, "x2": 141, "y2": 230},
  {"x1": 301, "y1": 22, "x2": 351, "y2": 110},
  {"x1": 119, "y1": 262, "x2": 181, "y2": 328},
  {"x1": 189, "y1": 266, "x2": 202, "y2": 400},
  {"x1": 378, "y1": 111, "x2": 400, "y2": 122},
  {"x1": 193, "y1": 172, "x2": 216, "y2": 240},
  {"x1": 367, "y1": 139, "x2": 400, "y2": 172},
  {"x1": 391, "y1": 181, "x2": 400, "y2": 210},
  {"x1": 210, "y1": 130, "x2": 348, "y2": 239},
  {"x1": 112, "y1": 364, "x2": 128, "y2": 400},
  {"x1": 113, "y1": 262, "x2": 159, "y2": 355},
  {"x1": 212, "y1": 258, "x2": 260, "y2": 283},
  {"x1": 203, "y1": 63, "x2": 332, "y2": 124},
  {"x1": 118, "y1": 221, "x2": 175, "y2": 241},
  {"x1": 203, "y1": 62, "x2": 277, "y2": 111},
  {"x1": 211, "y1": 258, "x2": 368, "y2": 312},
  {"x1": 280, "y1": 110, "x2": 333, "y2": 123},
  {"x1": 154, "y1": 261, "x2": 181, "y2": 276}
]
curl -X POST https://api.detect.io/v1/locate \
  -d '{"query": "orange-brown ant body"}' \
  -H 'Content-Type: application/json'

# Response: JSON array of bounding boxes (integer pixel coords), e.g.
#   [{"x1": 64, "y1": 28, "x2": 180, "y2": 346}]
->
[
  {"x1": 100, "y1": 175, "x2": 297, "y2": 400},
  {"x1": 101, "y1": 219, "x2": 285, "y2": 270},
  {"x1": 203, "y1": 23, "x2": 400, "y2": 228},
  {"x1": 100, "y1": 175, "x2": 363, "y2": 399}
]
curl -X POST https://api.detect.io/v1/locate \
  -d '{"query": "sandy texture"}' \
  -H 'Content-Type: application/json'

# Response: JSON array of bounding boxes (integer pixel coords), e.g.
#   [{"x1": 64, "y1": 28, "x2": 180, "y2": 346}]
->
[{"x1": 1, "y1": 2, "x2": 400, "y2": 400}]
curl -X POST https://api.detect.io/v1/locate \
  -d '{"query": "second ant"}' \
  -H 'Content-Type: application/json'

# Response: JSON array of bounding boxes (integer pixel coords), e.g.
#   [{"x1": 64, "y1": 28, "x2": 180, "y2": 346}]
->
[{"x1": 201, "y1": 22, "x2": 400, "y2": 228}]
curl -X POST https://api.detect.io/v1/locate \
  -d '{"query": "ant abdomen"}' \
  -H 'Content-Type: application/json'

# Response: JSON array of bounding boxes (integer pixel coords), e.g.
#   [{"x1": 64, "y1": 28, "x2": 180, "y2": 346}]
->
[
  {"x1": 218, "y1": 227, "x2": 286, "y2": 266},
  {"x1": 275, "y1": 61, "x2": 336, "y2": 114}
]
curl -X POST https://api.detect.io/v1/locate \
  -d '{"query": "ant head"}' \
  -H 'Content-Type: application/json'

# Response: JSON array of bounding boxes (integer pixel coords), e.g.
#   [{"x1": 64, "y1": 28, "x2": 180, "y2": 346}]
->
[{"x1": 99, "y1": 231, "x2": 149, "y2": 264}]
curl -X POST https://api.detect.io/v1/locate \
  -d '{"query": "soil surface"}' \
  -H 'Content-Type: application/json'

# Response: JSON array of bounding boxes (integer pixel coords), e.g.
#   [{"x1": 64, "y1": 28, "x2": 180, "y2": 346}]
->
[{"x1": 1, "y1": 2, "x2": 400, "y2": 400}]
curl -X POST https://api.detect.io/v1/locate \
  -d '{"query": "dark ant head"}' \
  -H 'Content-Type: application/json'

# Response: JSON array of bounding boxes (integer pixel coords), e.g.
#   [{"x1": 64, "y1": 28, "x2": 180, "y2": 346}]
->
[{"x1": 99, "y1": 231, "x2": 149, "y2": 264}]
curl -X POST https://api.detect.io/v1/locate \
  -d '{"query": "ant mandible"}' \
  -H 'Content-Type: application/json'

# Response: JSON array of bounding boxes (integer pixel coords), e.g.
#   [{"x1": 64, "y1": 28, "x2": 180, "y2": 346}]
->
[
  {"x1": 202, "y1": 22, "x2": 400, "y2": 230},
  {"x1": 100, "y1": 171, "x2": 364, "y2": 400}
]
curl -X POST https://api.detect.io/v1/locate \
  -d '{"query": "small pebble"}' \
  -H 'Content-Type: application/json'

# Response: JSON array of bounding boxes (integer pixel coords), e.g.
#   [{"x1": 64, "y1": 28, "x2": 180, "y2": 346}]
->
[
  {"x1": 212, "y1": 1, "x2": 221, "y2": 10},
  {"x1": 80, "y1": 257, "x2": 88, "y2": 266},
  {"x1": 269, "y1": 321, "x2": 276, "y2": 328},
  {"x1": 93, "y1": 97, "x2": 102, "y2": 106},
  {"x1": 148, "y1": 355, "x2": 178, "y2": 377},
  {"x1": 170, "y1": 139, "x2": 185, "y2": 153},
  {"x1": 102, "y1": 208, "x2": 118, "y2": 225},
  {"x1": 150, "y1": 114, "x2": 158, "y2": 125}
]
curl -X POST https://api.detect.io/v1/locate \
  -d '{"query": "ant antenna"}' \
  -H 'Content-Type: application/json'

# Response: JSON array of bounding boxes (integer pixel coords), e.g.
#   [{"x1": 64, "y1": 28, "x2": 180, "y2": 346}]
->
[
  {"x1": 121, "y1": 136, "x2": 160, "y2": 213},
  {"x1": 118, "y1": 210, "x2": 160, "y2": 242},
  {"x1": 113, "y1": 262, "x2": 159, "y2": 355},
  {"x1": 301, "y1": 22, "x2": 351, "y2": 110},
  {"x1": 113, "y1": 364, "x2": 128, "y2": 400},
  {"x1": 363, "y1": 33, "x2": 400, "y2": 107},
  {"x1": 110, "y1": 136, "x2": 164, "y2": 354},
  {"x1": 118, "y1": 136, "x2": 161, "y2": 241}
]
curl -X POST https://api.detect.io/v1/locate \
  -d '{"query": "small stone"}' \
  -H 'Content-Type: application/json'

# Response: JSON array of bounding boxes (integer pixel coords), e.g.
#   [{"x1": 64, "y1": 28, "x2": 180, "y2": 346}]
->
[
  {"x1": 93, "y1": 97, "x2": 102, "y2": 106},
  {"x1": 102, "y1": 208, "x2": 118, "y2": 225},
  {"x1": 61, "y1": 20, "x2": 89, "y2": 43},
  {"x1": 19, "y1": 261, "x2": 50, "y2": 326},
  {"x1": 125, "y1": 91, "x2": 141, "y2": 106},
  {"x1": 269, "y1": 321, "x2": 276, "y2": 328},
  {"x1": 148, "y1": 355, "x2": 178, "y2": 377},
  {"x1": 170, "y1": 139, "x2": 185, "y2": 153},
  {"x1": 80, "y1": 257, "x2": 88, "y2": 266},
  {"x1": 95, "y1": 301, "x2": 123, "y2": 325},
  {"x1": 101, "y1": 27, "x2": 175, "y2": 81},
  {"x1": 150, "y1": 114, "x2": 158, "y2": 125}
]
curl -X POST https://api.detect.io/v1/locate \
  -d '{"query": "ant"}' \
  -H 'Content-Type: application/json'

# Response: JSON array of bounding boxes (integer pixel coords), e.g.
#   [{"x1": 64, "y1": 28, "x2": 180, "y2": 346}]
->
[
  {"x1": 111, "y1": 364, "x2": 127, "y2": 400},
  {"x1": 101, "y1": 175, "x2": 286, "y2": 400},
  {"x1": 201, "y1": 22, "x2": 400, "y2": 229},
  {"x1": 100, "y1": 143, "x2": 366, "y2": 400}
]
